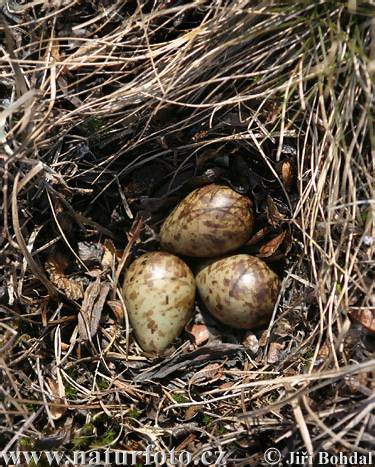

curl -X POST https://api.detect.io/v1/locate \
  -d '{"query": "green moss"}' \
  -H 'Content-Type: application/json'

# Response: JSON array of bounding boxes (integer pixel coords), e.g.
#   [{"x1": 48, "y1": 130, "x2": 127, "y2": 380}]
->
[
  {"x1": 268, "y1": 391, "x2": 279, "y2": 403},
  {"x1": 172, "y1": 393, "x2": 188, "y2": 403},
  {"x1": 96, "y1": 376, "x2": 109, "y2": 391},
  {"x1": 304, "y1": 347, "x2": 314, "y2": 359},
  {"x1": 202, "y1": 414, "x2": 213, "y2": 426},
  {"x1": 361, "y1": 209, "x2": 370, "y2": 224},
  {"x1": 81, "y1": 422, "x2": 95, "y2": 435},
  {"x1": 128, "y1": 408, "x2": 140, "y2": 419},
  {"x1": 25, "y1": 403, "x2": 38, "y2": 411},
  {"x1": 217, "y1": 424, "x2": 228, "y2": 435},
  {"x1": 19, "y1": 437, "x2": 32, "y2": 448},
  {"x1": 87, "y1": 117, "x2": 104, "y2": 133},
  {"x1": 90, "y1": 428, "x2": 116, "y2": 448},
  {"x1": 65, "y1": 366, "x2": 79, "y2": 379},
  {"x1": 65, "y1": 385, "x2": 77, "y2": 399},
  {"x1": 71, "y1": 435, "x2": 90, "y2": 450},
  {"x1": 71, "y1": 423, "x2": 94, "y2": 450}
]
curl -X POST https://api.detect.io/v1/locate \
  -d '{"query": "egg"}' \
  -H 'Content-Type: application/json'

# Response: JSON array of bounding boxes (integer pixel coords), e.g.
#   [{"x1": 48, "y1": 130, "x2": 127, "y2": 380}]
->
[
  {"x1": 160, "y1": 184, "x2": 253, "y2": 257},
  {"x1": 123, "y1": 252, "x2": 195, "y2": 353},
  {"x1": 195, "y1": 254, "x2": 280, "y2": 329}
]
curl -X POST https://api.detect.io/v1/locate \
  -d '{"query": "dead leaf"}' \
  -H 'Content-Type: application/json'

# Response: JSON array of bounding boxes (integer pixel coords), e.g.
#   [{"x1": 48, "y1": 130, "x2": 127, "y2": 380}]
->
[
  {"x1": 242, "y1": 331, "x2": 259, "y2": 353},
  {"x1": 272, "y1": 318, "x2": 293, "y2": 338},
  {"x1": 186, "y1": 323, "x2": 210, "y2": 346},
  {"x1": 112, "y1": 380, "x2": 141, "y2": 399},
  {"x1": 189, "y1": 363, "x2": 224, "y2": 386},
  {"x1": 86, "y1": 268, "x2": 103, "y2": 278},
  {"x1": 47, "y1": 378, "x2": 67, "y2": 420},
  {"x1": 175, "y1": 433, "x2": 197, "y2": 451},
  {"x1": 33, "y1": 430, "x2": 67, "y2": 450},
  {"x1": 266, "y1": 196, "x2": 285, "y2": 227},
  {"x1": 218, "y1": 382, "x2": 233, "y2": 390},
  {"x1": 192, "y1": 130, "x2": 208, "y2": 142},
  {"x1": 317, "y1": 343, "x2": 330, "y2": 361},
  {"x1": 78, "y1": 241, "x2": 103, "y2": 266},
  {"x1": 280, "y1": 160, "x2": 293, "y2": 191},
  {"x1": 102, "y1": 239, "x2": 117, "y2": 270},
  {"x1": 258, "y1": 231, "x2": 286, "y2": 257},
  {"x1": 246, "y1": 226, "x2": 270, "y2": 246},
  {"x1": 50, "y1": 40, "x2": 60, "y2": 61},
  {"x1": 60, "y1": 342, "x2": 70, "y2": 351},
  {"x1": 45, "y1": 253, "x2": 83, "y2": 300},
  {"x1": 113, "y1": 217, "x2": 143, "y2": 299},
  {"x1": 78, "y1": 279, "x2": 100, "y2": 340},
  {"x1": 78, "y1": 279, "x2": 110, "y2": 340},
  {"x1": 350, "y1": 309, "x2": 375, "y2": 333},
  {"x1": 267, "y1": 342, "x2": 285, "y2": 364},
  {"x1": 134, "y1": 344, "x2": 242, "y2": 381},
  {"x1": 344, "y1": 372, "x2": 373, "y2": 397},
  {"x1": 258, "y1": 330, "x2": 269, "y2": 347},
  {"x1": 107, "y1": 299, "x2": 125, "y2": 323},
  {"x1": 184, "y1": 407, "x2": 200, "y2": 421}
]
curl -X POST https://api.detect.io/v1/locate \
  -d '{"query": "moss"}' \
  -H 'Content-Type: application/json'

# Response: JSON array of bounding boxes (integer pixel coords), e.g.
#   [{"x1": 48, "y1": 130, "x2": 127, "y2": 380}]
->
[
  {"x1": 71, "y1": 422, "x2": 95, "y2": 449},
  {"x1": 202, "y1": 414, "x2": 213, "y2": 426},
  {"x1": 304, "y1": 347, "x2": 314, "y2": 359},
  {"x1": 128, "y1": 408, "x2": 140, "y2": 419},
  {"x1": 87, "y1": 117, "x2": 104, "y2": 133},
  {"x1": 90, "y1": 428, "x2": 116, "y2": 448},
  {"x1": 71, "y1": 435, "x2": 90, "y2": 450},
  {"x1": 19, "y1": 437, "x2": 32, "y2": 449},
  {"x1": 65, "y1": 366, "x2": 79, "y2": 379},
  {"x1": 268, "y1": 391, "x2": 279, "y2": 403},
  {"x1": 217, "y1": 424, "x2": 228, "y2": 435},
  {"x1": 96, "y1": 376, "x2": 109, "y2": 391},
  {"x1": 25, "y1": 403, "x2": 38, "y2": 411},
  {"x1": 361, "y1": 208, "x2": 370, "y2": 224},
  {"x1": 65, "y1": 385, "x2": 77, "y2": 399},
  {"x1": 172, "y1": 393, "x2": 188, "y2": 403}
]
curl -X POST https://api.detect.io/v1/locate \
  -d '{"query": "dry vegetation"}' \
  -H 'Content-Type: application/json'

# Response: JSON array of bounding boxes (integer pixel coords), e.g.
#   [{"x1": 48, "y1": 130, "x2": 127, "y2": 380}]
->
[{"x1": 0, "y1": 1, "x2": 374, "y2": 465}]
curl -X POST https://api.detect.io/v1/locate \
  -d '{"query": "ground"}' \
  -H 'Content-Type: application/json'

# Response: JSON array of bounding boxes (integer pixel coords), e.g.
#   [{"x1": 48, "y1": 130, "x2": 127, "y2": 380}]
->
[{"x1": 0, "y1": 1, "x2": 374, "y2": 466}]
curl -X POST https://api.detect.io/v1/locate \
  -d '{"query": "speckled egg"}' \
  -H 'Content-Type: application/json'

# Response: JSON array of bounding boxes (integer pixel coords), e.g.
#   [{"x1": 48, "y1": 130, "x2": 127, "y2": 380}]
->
[
  {"x1": 160, "y1": 184, "x2": 253, "y2": 257},
  {"x1": 196, "y1": 254, "x2": 280, "y2": 329},
  {"x1": 123, "y1": 252, "x2": 196, "y2": 353}
]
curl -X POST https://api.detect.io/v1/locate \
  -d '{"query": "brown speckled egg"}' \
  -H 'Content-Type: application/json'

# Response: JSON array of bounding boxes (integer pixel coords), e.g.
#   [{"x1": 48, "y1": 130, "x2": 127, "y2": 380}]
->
[
  {"x1": 123, "y1": 252, "x2": 195, "y2": 353},
  {"x1": 196, "y1": 254, "x2": 280, "y2": 329},
  {"x1": 160, "y1": 184, "x2": 253, "y2": 257}
]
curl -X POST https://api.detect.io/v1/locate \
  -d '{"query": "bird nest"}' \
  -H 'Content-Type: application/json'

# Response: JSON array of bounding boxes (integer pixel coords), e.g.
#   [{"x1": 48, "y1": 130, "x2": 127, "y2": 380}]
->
[{"x1": 0, "y1": 1, "x2": 374, "y2": 464}]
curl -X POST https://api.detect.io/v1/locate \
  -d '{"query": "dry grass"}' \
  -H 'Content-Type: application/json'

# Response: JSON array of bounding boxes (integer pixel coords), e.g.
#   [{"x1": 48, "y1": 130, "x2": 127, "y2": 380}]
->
[{"x1": 1, "y1": 1, "x2": 374, "y2": 464}]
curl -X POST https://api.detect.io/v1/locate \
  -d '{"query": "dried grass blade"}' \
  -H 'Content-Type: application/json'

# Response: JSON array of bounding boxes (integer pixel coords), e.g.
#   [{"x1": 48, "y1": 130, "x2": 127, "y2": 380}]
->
[{"x1": 11, "y1": 171, "x2": 56, "y2": 297}]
